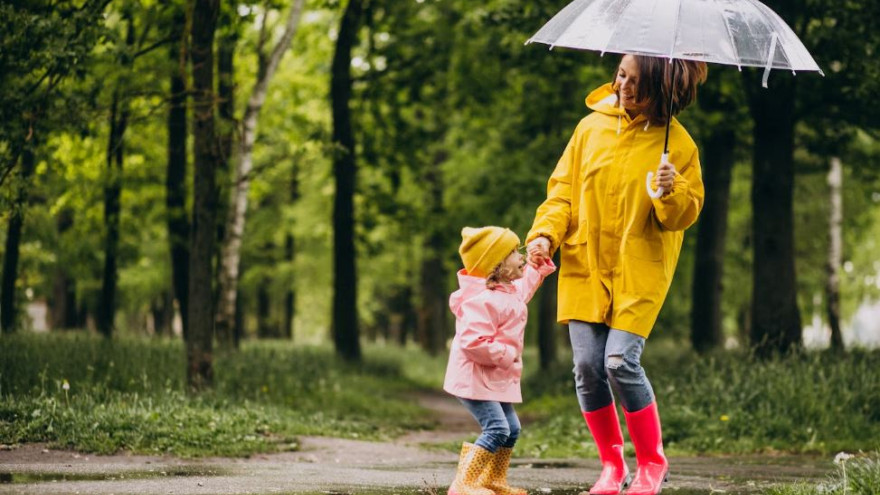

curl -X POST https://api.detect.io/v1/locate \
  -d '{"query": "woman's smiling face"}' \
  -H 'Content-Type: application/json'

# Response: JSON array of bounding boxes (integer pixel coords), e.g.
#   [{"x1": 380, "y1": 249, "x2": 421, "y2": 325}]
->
[{"x1": 615, "y1": 55, "x2": 641, "y2": 112}]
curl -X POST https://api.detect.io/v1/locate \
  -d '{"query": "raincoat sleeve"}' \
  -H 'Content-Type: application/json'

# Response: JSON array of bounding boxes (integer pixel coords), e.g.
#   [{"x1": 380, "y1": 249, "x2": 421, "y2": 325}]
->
[
  {"x1": 652, "y1": 148, "x2": 704, "y2": 231},
  {"x1": 514, "y1": 259, "x2": 557, "y2": 304},
  {"x1": 527, "y1": 128, "x2": 578, "y2": 253},
  {"x1": 458, "y1": 297, "x2": 517, "y2": 370}
]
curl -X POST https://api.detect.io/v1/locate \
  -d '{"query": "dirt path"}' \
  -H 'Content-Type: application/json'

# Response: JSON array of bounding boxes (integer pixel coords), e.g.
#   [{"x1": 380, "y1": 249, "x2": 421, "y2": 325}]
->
[{"x1": 0, "y1": 392, "x2": 833, "y2": 495}]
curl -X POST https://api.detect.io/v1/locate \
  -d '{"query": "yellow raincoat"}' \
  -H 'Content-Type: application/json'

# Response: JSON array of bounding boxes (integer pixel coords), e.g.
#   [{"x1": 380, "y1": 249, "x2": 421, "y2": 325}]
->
[{"x1": 527, "y1": 83, "x2": 705, "y2": 338}]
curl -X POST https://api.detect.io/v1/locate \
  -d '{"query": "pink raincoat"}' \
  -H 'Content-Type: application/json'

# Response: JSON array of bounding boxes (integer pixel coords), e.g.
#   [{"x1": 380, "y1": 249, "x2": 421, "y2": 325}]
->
[{"x1": 443, "y1": 261, "x2": 556, "y2": 403}]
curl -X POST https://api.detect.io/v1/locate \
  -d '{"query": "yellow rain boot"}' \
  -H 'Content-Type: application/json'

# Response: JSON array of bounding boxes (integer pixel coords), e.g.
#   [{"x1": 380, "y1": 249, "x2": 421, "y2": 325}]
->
[
  {"x1": 482, "y1": 447, "x2": 527, "y2": 495},
  {"x1": 448, "y1": 443, "x2": 494, "y2": 495}
]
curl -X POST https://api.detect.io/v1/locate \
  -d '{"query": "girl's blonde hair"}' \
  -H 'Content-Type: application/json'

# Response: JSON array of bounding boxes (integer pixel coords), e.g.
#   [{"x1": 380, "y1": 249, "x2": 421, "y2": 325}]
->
[{"x1": 486, "y1": 249, "x2": 519, "y2": 290}]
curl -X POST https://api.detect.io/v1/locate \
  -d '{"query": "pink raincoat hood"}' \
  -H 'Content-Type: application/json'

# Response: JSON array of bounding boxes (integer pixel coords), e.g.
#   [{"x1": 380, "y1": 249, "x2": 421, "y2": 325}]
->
[{"x1": 450, "y1": 271, "x2": 495, "y2": 318}]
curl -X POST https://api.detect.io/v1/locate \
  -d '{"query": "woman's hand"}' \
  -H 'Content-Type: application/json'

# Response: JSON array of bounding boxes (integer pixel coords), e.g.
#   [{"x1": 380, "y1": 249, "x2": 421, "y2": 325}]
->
[
  {"x1": 527, "y1": 237, "x2": 551, "y2": 267},
  {"x1": 656, "y1": 160, "x2": 677, "y2": 191}
]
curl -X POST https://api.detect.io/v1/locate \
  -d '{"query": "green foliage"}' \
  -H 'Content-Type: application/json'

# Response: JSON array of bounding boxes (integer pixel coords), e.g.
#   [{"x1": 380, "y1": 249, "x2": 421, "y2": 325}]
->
[
  {"x1": 518, "y1": 343, "x2": 880, "y2": 457},
  {"x1": 764, "y1": 453, "x2": 880, "y2": 495},
  {"x1": 2, "y1": 0, "x2": 880, "y2": 350},
  {"x1": 0, "y1": 333, "x2": 435, "y2": 456}
]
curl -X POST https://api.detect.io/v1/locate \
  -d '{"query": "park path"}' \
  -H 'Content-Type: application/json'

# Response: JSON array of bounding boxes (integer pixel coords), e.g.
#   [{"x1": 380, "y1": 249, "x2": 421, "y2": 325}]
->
[{"x1": 0, "y1": 391, "x2": 833, "y2": 495}]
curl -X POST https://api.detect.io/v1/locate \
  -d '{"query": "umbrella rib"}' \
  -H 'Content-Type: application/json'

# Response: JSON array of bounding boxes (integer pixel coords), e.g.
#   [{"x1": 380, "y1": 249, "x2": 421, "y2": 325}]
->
[
  {"x1": 667, "y1": 0, "x2": 683, "y2": 58},
  {"x1": 716, "y1": 0, "x2": 742, "y2": 70},
  {"x1": 744, "y1": 0, "x2": 796, "y2": 70}
]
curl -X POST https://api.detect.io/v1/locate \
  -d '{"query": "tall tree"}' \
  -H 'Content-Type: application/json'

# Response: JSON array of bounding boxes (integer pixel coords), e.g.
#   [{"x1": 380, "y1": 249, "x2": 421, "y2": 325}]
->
[
  {"x1": 166, "y1": 3, "x2": 190, "y2": 337},
  {"x1": 690, "y1": 73, "x2": 745, "y2": 352},
  {"x1": 282, "y1": 164, "x2": 299, "y2": 340},
  {"x1": 50, "y1": 209, "x2": 78, "y2": 329},
  {"x1": 97, "y1": 14, "x2": 135, "y2": 337},
  {"x1": 741, "y1": 0, "x2": 805, "y2": 355},
  {"x1": 187, "y1": 0, "x2": 220, "y2": 390},
  {"x1": 215, "y1": 0, "x2": 305, "y2": 348},
  {"x1": 416, "y1": 149, "x2": 448, "y2": 355},
  {"x1": 744, "y1": 68, "x2": 802, "y2": 356},
  {"x1": 1, "y1": 142, "x2": 36, "y2": 333},
  {"x1": 330, "y1": 0, "x2": 364, "y2": 361},
  {"x1": 826, "y1": 156, "x2": 844, "y2": 351}
]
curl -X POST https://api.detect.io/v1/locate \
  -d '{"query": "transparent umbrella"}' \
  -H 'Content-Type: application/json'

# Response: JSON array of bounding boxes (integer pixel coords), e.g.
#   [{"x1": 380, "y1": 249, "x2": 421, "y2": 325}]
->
[{"x1": 527, "y1": 0, "x2": 823, "y2": 197}]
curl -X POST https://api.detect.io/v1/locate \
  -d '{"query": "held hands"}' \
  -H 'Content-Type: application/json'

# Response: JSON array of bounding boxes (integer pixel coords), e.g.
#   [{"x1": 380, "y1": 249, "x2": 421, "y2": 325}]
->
[
  {"x1": 655, "y1": 160, "x2": 677, "y2": 191},
  {"x1": 526, "y1": 237, "x2": 551, "y2": 267}
]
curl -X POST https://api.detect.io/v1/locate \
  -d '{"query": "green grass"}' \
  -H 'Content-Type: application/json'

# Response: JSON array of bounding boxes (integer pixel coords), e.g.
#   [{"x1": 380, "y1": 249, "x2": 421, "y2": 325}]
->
[
  {"x1": 2, "y1": 332, "x2": 879, "y2": 459},
  {"x1": 0, "y1": 333, "x2": 441, "y2": 456},
  {"x1": 517, "y1": 340, "x2": 880, "y2": 458},
  {"x1": 764, "y1": 453, "x2": 880, "y2": 495}
]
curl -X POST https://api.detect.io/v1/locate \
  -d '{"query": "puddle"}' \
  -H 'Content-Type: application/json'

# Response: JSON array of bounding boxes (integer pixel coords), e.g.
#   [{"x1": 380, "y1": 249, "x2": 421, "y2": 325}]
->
[
  {"x1": 518, "y1": 461, "x2": 579, "y2": 469},
  {"x1": 284, "y1": 488, "x2": 754, "y2": 495},
  {"x1": 0, "y1": 466, "x2": 226, "y2": 484}
]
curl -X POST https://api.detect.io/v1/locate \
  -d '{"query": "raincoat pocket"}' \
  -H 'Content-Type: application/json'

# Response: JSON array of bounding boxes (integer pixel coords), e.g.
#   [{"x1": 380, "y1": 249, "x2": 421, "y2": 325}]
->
[
  {"x1": 478, "y1": 362, "x2": 517, "y2": 391},
  {"x1": 620, "y1": 256, "x2": 664, "y2": 296},
  {"x1": 621, "y1": 237, "x2": 665, "y2": 296},
  {"x1": 624, "y1": 235, "x2": 662, "y2": 262}
]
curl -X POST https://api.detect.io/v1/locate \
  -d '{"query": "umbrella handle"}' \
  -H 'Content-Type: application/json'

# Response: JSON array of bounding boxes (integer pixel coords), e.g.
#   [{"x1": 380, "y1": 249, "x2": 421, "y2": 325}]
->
[{"x1": 646, "y1": 153, "x2": 668, "y2": 199}]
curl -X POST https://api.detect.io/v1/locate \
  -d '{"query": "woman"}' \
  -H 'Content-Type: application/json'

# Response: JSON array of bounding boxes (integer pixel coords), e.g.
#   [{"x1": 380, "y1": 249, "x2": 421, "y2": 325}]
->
[{"x1": 527, "y1": 55, "x2": 707, "y2": 495}]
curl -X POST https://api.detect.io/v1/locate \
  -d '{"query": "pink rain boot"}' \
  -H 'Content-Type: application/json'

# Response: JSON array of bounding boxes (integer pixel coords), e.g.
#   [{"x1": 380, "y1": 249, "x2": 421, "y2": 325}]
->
[
  {"x1": 623, "y1": 402, "x2": 668, "y2": 495},
  {"x1": 583, "y1": 404, "x2": 630, "y2": 495}
]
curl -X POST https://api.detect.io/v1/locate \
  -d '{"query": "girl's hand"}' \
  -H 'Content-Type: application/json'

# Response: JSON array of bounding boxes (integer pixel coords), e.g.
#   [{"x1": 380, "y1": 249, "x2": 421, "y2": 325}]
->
[
  {"x1": 656, "y1": 161, "x2": 676, "y2": 190},
  {"x1": 527, "y1": 237, "x2": 551, "y2": 267}
]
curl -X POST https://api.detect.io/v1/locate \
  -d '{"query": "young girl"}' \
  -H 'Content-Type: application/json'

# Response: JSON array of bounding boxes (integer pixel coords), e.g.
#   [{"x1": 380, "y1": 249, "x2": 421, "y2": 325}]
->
[{"x1": 444, "y1": 226, "x2": 556, "y2": 495}]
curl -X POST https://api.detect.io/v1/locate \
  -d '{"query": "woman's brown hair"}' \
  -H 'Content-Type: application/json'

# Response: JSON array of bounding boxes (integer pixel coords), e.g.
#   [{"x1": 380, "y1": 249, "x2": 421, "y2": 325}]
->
[{"x1": 614, "y1": 56, "x2": 708, "y2": 126}]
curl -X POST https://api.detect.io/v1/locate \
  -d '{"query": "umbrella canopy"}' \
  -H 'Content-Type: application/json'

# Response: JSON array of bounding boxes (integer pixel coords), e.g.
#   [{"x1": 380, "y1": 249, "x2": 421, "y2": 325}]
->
[
  {"x1": 527, "y1": 0, "x2": 823, "y2": 87},
  {"x1": 527, "y1": 0, "x2": 822, "y2": 197}
]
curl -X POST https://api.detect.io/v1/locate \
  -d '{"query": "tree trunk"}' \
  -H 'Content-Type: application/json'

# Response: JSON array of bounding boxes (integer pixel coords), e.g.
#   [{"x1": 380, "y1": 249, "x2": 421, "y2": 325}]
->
[
  {"x1": 97, "y1": 87, "x2": 128, "y2": 338},
  {"x1": 538, "y1": 254, "x2": 560, "y2": 370},
  {"x1": 98, "y1": 17, "x2": 134, "y2": 338},
  {"x1": 256, "y1": 277, "x2": 272, "y2": 339},
  {"x1": 214, "y1": 26, "x2": 238, "y2": 348},
  {"x1": 417, "y1": 151, "x2": 447, "y2": 355},
  {"x1": 151, "y1": 291, "x2": 174, "y2": 336},
  {"x1": 187, "y1": 0, "x2": 220, "y2": 391},
  {"x1": 283, "y1": 232, "x2": 295, "y2": 340},
  {"x1": 50, "y1": 208, "x2": 78, "y2": 330},
  {"x1": 537, "y1": 275, "x2": 559, "y2": 369},
  {"x1": 826, "y1": 156, "x2": 844, "y2": 351},
  {"x1": 213, "y1": 25, "x2": 236, "y2": 344},
  {"x1": 1, "y1": 145, "x2": 36, "y2": 333},
  {"x1": 167, "y1": 4, "x2": 190, "y2": 338},
  {"x1": 217, "y1": 30, "x2": 236, "y2": 170},
  {"x1": 690, "y1": 128, "x2": 735, "y2": 352},
  {"x1": 215, "y1": 0, "x2": 305, "y2": 348},
  {"x1": 330, "y1": 0, "x2": 364, "y2": 361},
  {"x1": 746, "y1": 74, "x2": 802, "y2": 357},
  {"x1": 283, "y1": 167, "x2": 299, "y2": 341}
]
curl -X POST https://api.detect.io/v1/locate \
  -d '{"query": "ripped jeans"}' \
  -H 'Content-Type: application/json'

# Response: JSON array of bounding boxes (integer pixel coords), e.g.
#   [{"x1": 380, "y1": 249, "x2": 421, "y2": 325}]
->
[{"x1": 569, "y1": 320, "x2": 655, "y2": 413}]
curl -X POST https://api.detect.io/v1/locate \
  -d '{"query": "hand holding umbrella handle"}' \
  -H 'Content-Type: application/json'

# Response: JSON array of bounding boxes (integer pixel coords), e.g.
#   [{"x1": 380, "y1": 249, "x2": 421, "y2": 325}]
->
[{"x1": 646, "y1": 153, "x2": 669, "y2": 199}]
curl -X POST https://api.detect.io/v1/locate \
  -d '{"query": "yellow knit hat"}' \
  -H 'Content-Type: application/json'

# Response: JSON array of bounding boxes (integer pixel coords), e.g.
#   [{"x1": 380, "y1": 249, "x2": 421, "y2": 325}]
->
[{"x1": 459, "y1": 226, "x2": 520, "y2": 278}]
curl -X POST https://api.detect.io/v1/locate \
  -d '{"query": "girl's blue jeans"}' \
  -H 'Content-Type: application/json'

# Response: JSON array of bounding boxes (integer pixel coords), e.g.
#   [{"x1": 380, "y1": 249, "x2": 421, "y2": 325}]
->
[
  {"x1": 569, "y1": 320, "x2": 655, "y2": 413},
  {"x1": 457, "y1": 398, "x2": 520, "y2": 453}
]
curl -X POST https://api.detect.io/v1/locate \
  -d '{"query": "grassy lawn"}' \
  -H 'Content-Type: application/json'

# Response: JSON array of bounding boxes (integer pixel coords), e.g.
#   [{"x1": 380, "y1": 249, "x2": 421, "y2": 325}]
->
[
  {"x1": 516, "y1": 340, "x2": 880, "y2": 458},
  {"x1": 2, "y1": 332, "x2": 879, "y2": 463},
  {"x1": 0, "y1": 333, "x2": 440, "y2": 456}
]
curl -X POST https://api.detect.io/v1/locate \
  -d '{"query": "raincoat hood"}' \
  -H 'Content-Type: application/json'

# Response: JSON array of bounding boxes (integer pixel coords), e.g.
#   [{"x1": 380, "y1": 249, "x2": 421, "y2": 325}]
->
[
  {"x1": 585, "y1": 83, "x2": 627, "y2": 117},
  {"x1": 449, "y1": 270, "x2": 488, "y2": 318}
]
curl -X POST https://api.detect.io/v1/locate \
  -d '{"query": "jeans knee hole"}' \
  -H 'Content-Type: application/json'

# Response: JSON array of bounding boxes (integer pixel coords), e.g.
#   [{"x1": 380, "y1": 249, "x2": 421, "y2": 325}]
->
[{"x1": 607, "y1": 355, "x2": 625, "y2": 370}]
